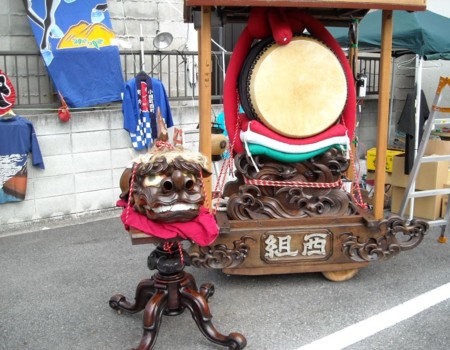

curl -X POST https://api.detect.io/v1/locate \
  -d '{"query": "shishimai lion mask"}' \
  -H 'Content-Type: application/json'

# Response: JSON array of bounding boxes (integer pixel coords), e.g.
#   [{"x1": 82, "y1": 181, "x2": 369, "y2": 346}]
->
[{"x1": 120, "y1": 144, "x2": 211, "y2": 224}]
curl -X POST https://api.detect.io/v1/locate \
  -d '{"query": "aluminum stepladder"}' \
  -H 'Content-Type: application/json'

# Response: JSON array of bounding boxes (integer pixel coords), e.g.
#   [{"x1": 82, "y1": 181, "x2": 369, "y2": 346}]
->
[{"x1": 399, "y1": 76, "x2": 450, "y2": 243}]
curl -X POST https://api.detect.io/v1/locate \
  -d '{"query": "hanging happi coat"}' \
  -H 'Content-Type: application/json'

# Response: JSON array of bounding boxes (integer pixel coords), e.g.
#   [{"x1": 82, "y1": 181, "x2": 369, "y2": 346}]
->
[
  {"x1": 23, "y1": 0, "x2": 124, "y2": 108},
  {"x1": 0, "y1": 70, "x2": 45, "y2": 204},
  {"x1": 122, "y1": 74, "x2": 173, "y2": 150}
]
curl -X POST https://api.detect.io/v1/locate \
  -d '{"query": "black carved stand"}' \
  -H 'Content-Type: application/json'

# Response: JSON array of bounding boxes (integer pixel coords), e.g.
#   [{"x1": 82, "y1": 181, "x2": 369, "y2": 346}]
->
[{"x1": 109, "y1": 242, "x2": 247, "y2": 350}]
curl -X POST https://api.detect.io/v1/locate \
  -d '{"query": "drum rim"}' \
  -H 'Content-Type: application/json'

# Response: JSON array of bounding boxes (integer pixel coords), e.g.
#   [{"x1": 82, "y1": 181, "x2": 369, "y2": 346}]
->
[
  {"x1": 238, "y1": 36, "x2": 274, "y2": 123},
  {"x1": 238, "y1": 34, "x2": 348, "y2": 138}
]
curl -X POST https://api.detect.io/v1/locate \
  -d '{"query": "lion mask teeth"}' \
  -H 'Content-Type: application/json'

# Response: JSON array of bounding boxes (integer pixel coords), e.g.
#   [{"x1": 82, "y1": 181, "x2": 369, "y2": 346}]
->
[{"x1": 152, "y1": 203, "x2": 199, "y2": 213}]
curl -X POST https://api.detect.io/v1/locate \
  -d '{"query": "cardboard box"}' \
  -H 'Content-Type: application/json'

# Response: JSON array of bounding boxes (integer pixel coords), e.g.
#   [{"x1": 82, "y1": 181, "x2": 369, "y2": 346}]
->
[
  {"x1": 366, "y1": 171, "x2": 392, "y2": 185},
  {"x1": 425, "y1": 139, "x2": 450, "y2": 156},
  {"x1": 442, "y1": 195, "x2": 448, "y2": 218},
  {"x1": 442, "y1": 184, "x2": 450, "y2": 218},
  {"x1": 390, "y1": 155, "x2": 449, "y2": 190},
  {"x1": 391, "y1": 186, "x2": 442, "y2": 220},
  {"x1": 366, "y1": 148, "x2": 404, "y2": 173}
]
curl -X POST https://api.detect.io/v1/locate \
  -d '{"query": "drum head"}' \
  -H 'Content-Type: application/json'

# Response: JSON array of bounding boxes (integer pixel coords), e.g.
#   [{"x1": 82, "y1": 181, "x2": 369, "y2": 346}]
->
[{"x1": 239, "y1": 36, "x2": 348, "y2": 138}]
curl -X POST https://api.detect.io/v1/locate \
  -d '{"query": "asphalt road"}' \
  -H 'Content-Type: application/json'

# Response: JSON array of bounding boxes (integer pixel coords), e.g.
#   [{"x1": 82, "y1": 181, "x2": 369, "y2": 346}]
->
[{"x1": 0, "y1": 215, "x2": 449, "y2": 350}]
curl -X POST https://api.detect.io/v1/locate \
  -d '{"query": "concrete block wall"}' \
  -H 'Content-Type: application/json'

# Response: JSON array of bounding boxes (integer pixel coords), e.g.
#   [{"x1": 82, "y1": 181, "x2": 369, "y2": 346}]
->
[
  {"x1": 4, "y1": 1, "x2": 190, "y2": 53},
  {"x1": 3, "y1": 0, "x2": 439, "y2": 226},
  {"x1": 0, "y1": 110, "x2": 127, "y2": 225},
  {"x1": 0, "y1": 103, "x2": 224, "y2": 226}
]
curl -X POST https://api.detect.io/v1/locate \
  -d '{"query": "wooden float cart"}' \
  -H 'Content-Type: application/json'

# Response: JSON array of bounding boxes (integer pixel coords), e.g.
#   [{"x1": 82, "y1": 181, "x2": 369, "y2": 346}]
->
[{"x1": 183, "y1": 0, "x2": 429, "y2": 281}]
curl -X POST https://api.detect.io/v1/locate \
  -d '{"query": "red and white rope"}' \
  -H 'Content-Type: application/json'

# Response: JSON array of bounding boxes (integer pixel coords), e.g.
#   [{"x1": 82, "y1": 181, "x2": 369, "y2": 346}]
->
[
  {"x1": 243, "y1": 176, "x2": 342, "y2": 188},
  {"x1": 212, "y1": 102, "x2": 242, "y2": 215},
  {"x1": 124, "y1": 163, "x2": 137, "y2": 226}
]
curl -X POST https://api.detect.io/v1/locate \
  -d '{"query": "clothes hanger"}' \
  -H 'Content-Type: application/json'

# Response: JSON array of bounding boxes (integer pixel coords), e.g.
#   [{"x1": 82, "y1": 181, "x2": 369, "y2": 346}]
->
[
  {"x1": 0, "y1": 109, "x2": 15, "y2": 119},
  {"x1": 136, "y1": 70, "x2": 149, "y2": 82}
]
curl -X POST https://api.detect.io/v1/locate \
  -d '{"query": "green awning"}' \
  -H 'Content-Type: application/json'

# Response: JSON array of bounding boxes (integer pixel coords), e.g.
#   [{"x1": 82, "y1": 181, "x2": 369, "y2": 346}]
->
[{"x1": 329, "y1": 10, "x2": 450, "y2": 60}]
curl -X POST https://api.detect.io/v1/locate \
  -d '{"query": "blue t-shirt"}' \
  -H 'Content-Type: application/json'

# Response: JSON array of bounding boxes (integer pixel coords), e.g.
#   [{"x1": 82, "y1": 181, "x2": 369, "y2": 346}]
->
[{"x1": 0, "y1": 116, "x2": 44, "y2": 203}]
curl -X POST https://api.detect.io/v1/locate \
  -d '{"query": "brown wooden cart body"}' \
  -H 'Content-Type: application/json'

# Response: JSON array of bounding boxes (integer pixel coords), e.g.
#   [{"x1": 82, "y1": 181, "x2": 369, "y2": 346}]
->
[{"x1": 183, "y1": 0, "x2": 428, "y2": 278}]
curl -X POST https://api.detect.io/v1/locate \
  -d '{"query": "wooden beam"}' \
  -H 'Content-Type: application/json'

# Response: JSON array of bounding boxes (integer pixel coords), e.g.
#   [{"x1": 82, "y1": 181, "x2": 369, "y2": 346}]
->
[
  {"x1": 198, "y1": 6, "x2": 213, "y2": 209},
  {"x1": 373, "y1": 10, "x2": 393, "y2": 220},
  {"x1": 347, "y1": 31, "x2": 358, "y2": 183},
  {"x1": 185, "y1": 0, "x2": 426, "y2": 11}
]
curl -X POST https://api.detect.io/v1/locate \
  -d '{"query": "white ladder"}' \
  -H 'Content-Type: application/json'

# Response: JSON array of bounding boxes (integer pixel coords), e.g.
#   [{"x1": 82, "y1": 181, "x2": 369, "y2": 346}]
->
[{"x1": 399, "y1": 76, "x2": 450, "y2": 243}]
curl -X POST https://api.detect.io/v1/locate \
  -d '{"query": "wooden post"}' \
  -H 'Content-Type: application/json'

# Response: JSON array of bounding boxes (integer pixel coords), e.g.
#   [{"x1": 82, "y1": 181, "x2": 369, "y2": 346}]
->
[
  {"x1": 198, "y1": 6, "x2": 212, "y2": 208},
  {"x1": 373, "y1": 10, "x2": 393, "y2": 219},
  {"x1": 347, "y1": 40, "x2": 358, "y2": 183}
]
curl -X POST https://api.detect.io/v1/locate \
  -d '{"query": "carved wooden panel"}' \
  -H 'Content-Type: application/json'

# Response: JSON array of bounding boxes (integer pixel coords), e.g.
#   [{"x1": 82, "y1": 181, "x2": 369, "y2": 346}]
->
[{"x1": 224, "y1": 148, "x2": 359, "y2": 220}]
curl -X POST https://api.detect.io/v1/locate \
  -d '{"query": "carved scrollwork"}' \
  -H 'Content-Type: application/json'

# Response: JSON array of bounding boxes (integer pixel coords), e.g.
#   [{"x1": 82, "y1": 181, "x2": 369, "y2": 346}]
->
[
  {"x1": 225, "y1": 149, "x2": 359, "y2": 220},
  {"x1": 234, "y1": 148, "x2": 349, "y2": 186},
  {"x1": 227, "y1": 186, "x2": 358, "y2": 220},
  {"x1": 190, "y1": 236, "x2": 256, "y2": 269},
  {"x1": 341, "y1": 216, "x2": 429, "y2": 262}
]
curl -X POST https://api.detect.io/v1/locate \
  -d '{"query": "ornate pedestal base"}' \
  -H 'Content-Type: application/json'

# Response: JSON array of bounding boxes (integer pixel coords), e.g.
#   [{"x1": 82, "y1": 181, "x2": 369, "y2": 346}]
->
[{"x1": 109, "y1": 244, "x2": 247, "y2": 350}]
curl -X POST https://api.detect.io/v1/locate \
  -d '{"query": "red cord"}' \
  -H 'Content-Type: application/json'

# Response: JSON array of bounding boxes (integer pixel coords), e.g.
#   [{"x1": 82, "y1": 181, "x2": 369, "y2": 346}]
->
[{"x1": 124, "y1": 163, "x2": 137, "y2": 227}]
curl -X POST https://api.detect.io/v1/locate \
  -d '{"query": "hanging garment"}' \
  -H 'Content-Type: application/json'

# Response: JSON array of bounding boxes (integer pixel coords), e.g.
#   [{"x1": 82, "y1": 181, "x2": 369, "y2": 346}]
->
[
  {"x1": 397, "y1": 89, "x2": 429, "y2": 174},
  {"x1": 0, "y1": 116, "x2": 45, "y2": 204},
  {"x1": 23, "y1": 0, "x2": 124, "y2": 108},
  {"x1": 122, "y1": 74, "x2": 173, "y2": 150}
]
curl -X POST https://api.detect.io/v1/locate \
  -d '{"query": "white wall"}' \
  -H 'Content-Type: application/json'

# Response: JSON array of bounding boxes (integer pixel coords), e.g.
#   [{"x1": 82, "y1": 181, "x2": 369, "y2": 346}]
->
[
  {"x1": 0, "y1": 103, "x2": 224, "y2": 226},
  {"x1": 2, "y1": 0, "x2": 440, "y2": 226}
]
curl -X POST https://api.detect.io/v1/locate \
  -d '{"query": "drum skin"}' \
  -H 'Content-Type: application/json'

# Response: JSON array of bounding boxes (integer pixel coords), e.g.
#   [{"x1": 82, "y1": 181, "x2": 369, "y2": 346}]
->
[{"x1": 239, "y1": 36, "x2": 347, "y2": 138}]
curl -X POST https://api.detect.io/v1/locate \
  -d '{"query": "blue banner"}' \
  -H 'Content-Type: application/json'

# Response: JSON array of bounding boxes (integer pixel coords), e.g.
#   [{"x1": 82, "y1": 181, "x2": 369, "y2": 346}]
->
[{"x1": 23, "y1": 0, "x2": 124, "y2": 108}]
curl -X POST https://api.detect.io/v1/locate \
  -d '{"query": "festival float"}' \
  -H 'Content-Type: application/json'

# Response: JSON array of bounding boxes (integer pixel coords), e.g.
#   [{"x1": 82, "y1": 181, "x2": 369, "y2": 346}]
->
[
  {"x1": 181, "y1": 0, "x2": 429, "y2": 281},
  {"x1": 110, "y1": 2, "x2": 431, "y2": 348}
]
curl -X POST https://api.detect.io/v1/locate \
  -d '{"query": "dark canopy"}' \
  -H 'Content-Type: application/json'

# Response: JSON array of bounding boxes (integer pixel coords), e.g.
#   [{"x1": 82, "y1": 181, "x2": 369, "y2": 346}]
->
[{"x1": 330, "y1": 10, "x2": 450, "y2": 60}]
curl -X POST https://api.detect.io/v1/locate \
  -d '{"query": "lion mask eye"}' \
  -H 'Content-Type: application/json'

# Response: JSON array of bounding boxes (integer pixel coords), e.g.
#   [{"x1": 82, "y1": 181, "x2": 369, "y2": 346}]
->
[{"x1": 143, "y1": 174, "x2": 165, "y2": 187}]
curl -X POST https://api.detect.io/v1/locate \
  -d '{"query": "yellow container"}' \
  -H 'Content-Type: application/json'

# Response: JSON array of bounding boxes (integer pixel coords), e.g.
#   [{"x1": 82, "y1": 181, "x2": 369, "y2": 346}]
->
[{"x1": 366, "y1": 148, "x2": 404, "y2": 173}]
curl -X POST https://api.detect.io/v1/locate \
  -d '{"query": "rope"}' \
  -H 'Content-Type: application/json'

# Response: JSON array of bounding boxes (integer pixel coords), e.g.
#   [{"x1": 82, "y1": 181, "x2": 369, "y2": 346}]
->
[
  {"x1": 162, "y1": 241, "x2": 185, "y2": 266},
  {"x1": 124, "y1": 163, "x2": 137, "y2": 226},
  {"x1": 154, "y1": 140, "x2": 175, "y2": 151},
  {"x1": 243, "y1": 177, "x2": 342, "y2": 189},
  {"x1": 212, "y1": 98, "x2": 242, "y2": 214},
  {"x1": 348, "y1": 142, "x2": 368, "y2": 209},
  {"x1": 340, "y1": 103, "x2": 367, "y2": 209},
  {"x1": 177, "y1": 241, "x2": 185, "y2": 266},
  {"x1": 200, "y1": 169, "x2": 212, "y2": 215}
]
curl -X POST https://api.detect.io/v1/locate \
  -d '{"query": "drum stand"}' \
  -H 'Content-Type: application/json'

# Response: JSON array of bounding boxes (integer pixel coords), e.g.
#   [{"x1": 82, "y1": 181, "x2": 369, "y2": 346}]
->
[{"x1": 109, "y1": 242, "x2": 247, "y2": 350}]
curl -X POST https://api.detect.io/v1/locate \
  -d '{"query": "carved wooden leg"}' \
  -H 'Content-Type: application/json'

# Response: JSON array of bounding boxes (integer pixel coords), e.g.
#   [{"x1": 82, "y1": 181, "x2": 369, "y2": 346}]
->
[
  {"x1": 180, "y1": 286, "x2": 247, "y2": 350},
  {"x1": 133, "y1": 291, "x2": 168, "y2": 350},
  {"x1": 109, "y1": 278, "x2": 155, "y2": 314},
  {"x1": 182, "y1": 271, "x2": 199, "y2": 290}
]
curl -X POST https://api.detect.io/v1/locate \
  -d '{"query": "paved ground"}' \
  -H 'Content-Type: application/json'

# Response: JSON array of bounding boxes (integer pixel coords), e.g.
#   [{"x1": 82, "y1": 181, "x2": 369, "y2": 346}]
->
[{"x1": 0, "y1": 214, "x2": 449, "y2": 350}]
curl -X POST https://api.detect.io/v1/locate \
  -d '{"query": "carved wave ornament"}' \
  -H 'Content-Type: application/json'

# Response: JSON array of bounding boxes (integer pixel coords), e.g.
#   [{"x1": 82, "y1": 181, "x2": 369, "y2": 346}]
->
[
  {"x1": 224, "y1": 148, "x2": 359, "y2": 220},
  {"x1": 190, "y1": 236, "x2": 256, "y2": 269},
  {"x1": 342, "y1": 216, "x2": 429, "y2": 262}
]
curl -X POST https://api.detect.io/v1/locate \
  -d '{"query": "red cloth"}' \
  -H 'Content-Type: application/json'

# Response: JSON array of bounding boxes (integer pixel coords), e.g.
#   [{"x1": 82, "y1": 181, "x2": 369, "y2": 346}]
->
[
  {"x1": 268, "y1": 8, "x2": 293, "y2": 45},
  {"x1": 241, "y1": 116, "x2": 348, "y2": 145},
  {"x1": 248, "y1": 7, "x2": 271, "y2": 39},
  {"x1": 224, "y1": 26, "x2": 253, "y2": 154},
  {"x1": 116, "y1": 199, "x2": 219, "y2": 246},
  {"x1": 224, "y1": 9, "x2": 356, "y2": 154}
]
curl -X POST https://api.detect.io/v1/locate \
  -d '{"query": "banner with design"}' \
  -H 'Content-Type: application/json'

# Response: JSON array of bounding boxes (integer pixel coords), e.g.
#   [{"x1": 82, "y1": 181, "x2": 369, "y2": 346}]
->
[{"x1": 23, "y1": 0, "x2": 124, "y2": 108}]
